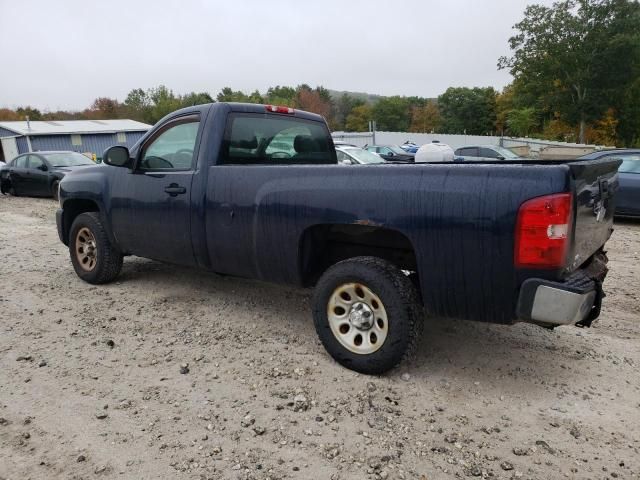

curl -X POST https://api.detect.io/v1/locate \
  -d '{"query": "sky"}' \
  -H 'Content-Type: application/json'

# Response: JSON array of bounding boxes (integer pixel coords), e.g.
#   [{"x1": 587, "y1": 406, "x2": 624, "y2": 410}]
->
[{"x1": 0, "y1": 0, "x2": 555, "y2": 111}]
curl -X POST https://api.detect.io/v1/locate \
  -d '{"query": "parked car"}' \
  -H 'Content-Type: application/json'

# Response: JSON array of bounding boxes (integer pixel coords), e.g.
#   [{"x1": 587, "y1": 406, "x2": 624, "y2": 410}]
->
[
  {"x1": 336, "y1": 145, "x2": 385, "y2": 165},
  {"x1": 365, "y1": 145, "x2": 415, "y2": 162},
  {"x1": 333, "y1": 140, "x2": 358, "y2": 148},
  {"x1": 0, "y1": 151, "x2": 95, "y2": 199},
  {"x1": 400, "y1": 142, "x2": 419, "y2": 154},
  {"x1": 577, "y1": 149, "x2": 640, "y2": 217},
  {"x1": 454, "y1": 145, "x2": 522, "y2": 161},
  {"x1": 56, "y1": 102, "x2": 619, "y2": 374}
]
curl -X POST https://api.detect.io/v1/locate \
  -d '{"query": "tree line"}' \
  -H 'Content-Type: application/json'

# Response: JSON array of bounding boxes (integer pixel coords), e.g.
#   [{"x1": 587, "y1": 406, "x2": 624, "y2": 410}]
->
[{"x1": 1, "y1": 0, "x2": 638, "y2": 146}]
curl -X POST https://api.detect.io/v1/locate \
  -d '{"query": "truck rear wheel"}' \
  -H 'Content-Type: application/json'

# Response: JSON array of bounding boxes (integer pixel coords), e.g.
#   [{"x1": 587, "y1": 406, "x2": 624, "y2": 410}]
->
[
  {"x1": 69, "y1": 212, "x2": 123, "y2": 284},
  {"x1": 312, "y1": 256, "x2": 423, "y2": 374}
]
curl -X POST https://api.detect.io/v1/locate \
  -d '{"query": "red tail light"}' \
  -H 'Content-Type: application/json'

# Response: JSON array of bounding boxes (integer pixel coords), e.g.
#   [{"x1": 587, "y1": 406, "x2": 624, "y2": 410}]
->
[
  {"x1": 265, "y1": 105, "x2": 294, "y2": 114},
  {"x1": 514, "y1": 193, "x2": 573, "y2": 268}
]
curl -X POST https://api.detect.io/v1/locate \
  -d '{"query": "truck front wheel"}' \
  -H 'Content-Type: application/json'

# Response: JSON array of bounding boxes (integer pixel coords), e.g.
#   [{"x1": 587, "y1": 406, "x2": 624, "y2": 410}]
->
[
  {"x1": 69, "y1": 212, "x2": 123, "y2": 284},
  {"x1": 312, "y1": 256, "x2": 423, "y2": 374}
]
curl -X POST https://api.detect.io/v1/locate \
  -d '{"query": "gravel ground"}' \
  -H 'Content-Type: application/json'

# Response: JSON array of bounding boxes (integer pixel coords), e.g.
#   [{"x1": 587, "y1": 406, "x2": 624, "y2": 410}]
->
[{"x1": 0, "y1": 195, "x2": 639, "y2": 480}]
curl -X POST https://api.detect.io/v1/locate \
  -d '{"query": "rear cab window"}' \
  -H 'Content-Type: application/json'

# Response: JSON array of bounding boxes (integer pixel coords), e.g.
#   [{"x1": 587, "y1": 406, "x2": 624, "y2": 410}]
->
[{"x1": 222, "y1": 113, "x2": 336, "y2": 165}]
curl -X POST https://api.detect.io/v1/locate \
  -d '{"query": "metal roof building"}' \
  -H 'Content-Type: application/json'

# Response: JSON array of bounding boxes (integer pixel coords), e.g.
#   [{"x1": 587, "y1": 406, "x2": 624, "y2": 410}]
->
[{"x1": 0, "y1": 119, "x2": 151, "y2": 162}]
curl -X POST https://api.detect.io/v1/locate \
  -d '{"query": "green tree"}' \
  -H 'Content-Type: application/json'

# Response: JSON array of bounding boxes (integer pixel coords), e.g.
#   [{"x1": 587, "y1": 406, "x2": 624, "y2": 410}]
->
[
  {"x1": 330, "y1": 94, "x2": 364, "y2": 131},
  {"x1": 181, "y1": 92, "x2": 214, "y2": 107},
  {"x1": 217, "y1": 87, "x2": 248, "y2": 103},
  {"x1": 345, "y1": 104, "x2": 373, "y2": 131},
  {"x1": 15, "y1": 106, "x2": 42, "y2": 121},
  {"x1": 372, "y1": 96, "x2": 411, "y2": 131},
  {"x1": 507, "y1": 107, "x2": 538, "y2": 137},
  {"x1": 124, "y1": 88, "x2": 152, "y2": 123},
  {"x1": 499, "y1": 0, "x2": 640, "y2": 144},
  {"x1": 265, "y1": 85, "x2": 296, "y2": 106},
  {"x1": 438, "y1": 87, "x2": 497, "y2": 134},
  {"x1": 495, "y1": 85, "x2": 514, "y2": 134},
  {"x1": 148, "y1": 85, "x2": 182, "y2": 123}
]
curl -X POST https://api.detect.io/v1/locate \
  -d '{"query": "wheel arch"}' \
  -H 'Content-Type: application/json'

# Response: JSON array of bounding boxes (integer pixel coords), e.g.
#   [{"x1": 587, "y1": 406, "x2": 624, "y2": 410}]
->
[
  {"x1": 298, "y1": 223, "x2": 419, "y2": 291},
  {"x1": 60, "y1": 199, "x2": 101, "y2": 245}
]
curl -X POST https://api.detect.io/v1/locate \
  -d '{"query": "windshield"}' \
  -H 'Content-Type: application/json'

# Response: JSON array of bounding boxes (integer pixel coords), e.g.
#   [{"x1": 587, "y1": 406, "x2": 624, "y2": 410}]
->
[
  {"x1": 618, "y1": 155, "x2": 640, "y2": 173},
  {"x1": 44, "y1": 152, "x2": 94, "y2": 167},
  {"x1": 343, "y1": 148, "x2": 385, "y2": 164},
  {"x1": 388, "y1": 146, "x2": 409, "y2": 155},
  {"x1": 492, "y1": 146, "x2": 520, "y2": 159}
]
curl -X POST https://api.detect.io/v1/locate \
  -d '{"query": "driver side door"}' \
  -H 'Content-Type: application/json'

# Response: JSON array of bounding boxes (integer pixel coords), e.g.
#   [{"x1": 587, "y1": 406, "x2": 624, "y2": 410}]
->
[
  {"x1": 26, "y1": 155, "x2": 51, "y2": 196},
  {"x1": 109, "y1": 114, "x2": 201, "y2": 265}
]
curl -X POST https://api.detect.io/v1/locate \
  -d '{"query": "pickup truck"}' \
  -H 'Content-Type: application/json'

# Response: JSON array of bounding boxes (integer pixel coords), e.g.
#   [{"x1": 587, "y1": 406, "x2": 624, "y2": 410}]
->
[{"x1": 56, "y1": 103, "x2": 620, "y2": 374}]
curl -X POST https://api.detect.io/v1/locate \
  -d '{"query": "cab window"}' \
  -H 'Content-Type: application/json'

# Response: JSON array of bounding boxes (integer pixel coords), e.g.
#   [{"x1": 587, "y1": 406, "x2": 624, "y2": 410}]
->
[
  {"x1": 140, "y1": 118, "x2": 200, "y2": 170},
  {"x1": 222, "y1": 113, "x2": 335, "y2": 165}
]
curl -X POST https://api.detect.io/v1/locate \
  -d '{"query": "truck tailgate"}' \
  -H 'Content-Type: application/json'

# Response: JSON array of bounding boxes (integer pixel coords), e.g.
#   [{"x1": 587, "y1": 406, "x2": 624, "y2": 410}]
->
[{"x1": 568, "y1": 158, "x2": 621, "y2": 271}]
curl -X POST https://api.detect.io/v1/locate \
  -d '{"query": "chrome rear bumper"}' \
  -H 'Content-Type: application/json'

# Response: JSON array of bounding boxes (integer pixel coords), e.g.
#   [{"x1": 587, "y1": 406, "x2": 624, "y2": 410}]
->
[{"x1": 516, "y1": 257, "x2": 607, "y2": 327}]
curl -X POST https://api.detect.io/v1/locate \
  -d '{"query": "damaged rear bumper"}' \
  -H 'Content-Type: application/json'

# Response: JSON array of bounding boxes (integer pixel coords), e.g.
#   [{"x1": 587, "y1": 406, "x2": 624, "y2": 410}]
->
[{"x1": 516, "y1": 252, "x2": 608, "y2": 327}]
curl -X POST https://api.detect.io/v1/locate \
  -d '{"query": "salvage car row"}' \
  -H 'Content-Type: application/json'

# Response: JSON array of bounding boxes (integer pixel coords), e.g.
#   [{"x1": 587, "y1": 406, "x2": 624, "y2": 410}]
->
[{"x1": 2, "y1": 139, "x2": 639, "y2": 217}]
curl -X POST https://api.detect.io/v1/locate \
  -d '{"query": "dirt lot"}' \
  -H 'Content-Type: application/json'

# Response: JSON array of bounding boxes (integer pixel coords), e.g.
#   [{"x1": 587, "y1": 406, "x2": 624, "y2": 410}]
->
[{"x1": 0, "y1": 195, "x2": 638, "y2": 480}]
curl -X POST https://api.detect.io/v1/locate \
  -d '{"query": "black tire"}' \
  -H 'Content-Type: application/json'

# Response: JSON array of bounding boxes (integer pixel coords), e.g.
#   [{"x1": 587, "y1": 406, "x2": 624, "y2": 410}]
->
[
  {"x1": 312, "y1": 256, "x2": 424, "y2": 374},
  {"x1": 69, "y1": 212, "x2": 123, "y2": 284},
  {"x1": 8, "y1": 183, "x2": 18, "y2": 196},
  {"x1": 51, "y1": 180, "x2": 60, "y2": 201}
]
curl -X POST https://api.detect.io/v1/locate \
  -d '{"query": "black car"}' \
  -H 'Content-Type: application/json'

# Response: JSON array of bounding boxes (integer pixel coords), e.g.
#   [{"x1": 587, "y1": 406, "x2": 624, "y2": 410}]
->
[
  {"x1": 577, "y1": 149, "x2": 640, "y2": 217},
  {"x1": 364, "y1": 145, "x2": 415, "y2": 162},
  {"x1": 0, "y1": 151, "x2": 95, "y2": 199}
]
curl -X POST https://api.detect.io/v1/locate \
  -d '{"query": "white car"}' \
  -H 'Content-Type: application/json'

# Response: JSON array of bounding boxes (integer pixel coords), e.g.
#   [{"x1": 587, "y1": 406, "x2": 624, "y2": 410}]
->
[
  {"x1": 335, "y1": 145, "x2": 385, "y2": 165},
  {"x1": 336, "y1": 145, "x2": 385, "y2": 165}
]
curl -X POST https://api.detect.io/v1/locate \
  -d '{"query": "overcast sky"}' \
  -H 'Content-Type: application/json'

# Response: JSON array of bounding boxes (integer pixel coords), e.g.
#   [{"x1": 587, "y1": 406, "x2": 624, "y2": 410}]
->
[{"x1": 0, "y1": 0, "x2": 555, "y2": 111}]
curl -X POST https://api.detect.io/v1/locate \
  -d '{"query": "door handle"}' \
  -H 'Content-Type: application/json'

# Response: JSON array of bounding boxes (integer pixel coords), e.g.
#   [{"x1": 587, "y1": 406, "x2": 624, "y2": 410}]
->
[{"x1": 164, "y1": 183, "x2": 186, "y2": 197}]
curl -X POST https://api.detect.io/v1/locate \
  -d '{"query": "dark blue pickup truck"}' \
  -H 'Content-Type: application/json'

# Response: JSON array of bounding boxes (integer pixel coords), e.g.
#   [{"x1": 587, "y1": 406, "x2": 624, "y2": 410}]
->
[{"x1": 56, "y1": 103, "x2": 620, "y2": 374}]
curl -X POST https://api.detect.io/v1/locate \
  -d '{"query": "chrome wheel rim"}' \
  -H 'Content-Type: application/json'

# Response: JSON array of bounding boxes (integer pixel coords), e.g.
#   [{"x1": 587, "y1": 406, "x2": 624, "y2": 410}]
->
[
  {"x1": 75, "y1": 227, "x2": 97, "y2": 271},
  {"x1": 327, "y1": 283, "x2": 388, "y2": 355}
]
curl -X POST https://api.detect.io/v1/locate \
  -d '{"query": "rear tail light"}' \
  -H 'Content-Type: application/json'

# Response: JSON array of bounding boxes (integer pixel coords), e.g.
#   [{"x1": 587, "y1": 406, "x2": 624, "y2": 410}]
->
[
  {"x1": 514, "y1": 193, "x2": 573, "y2": 268},
  {"x1": 265, "y1": 105, "x2": 294, "y2": 114}
]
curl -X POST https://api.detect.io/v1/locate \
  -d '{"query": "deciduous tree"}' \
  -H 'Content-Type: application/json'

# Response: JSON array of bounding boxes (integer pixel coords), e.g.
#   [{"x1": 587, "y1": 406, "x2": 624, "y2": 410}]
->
[
  {"x1": 499, "y1": 0, "x2": 640, "y2": 144},
  {"x1": 345, "y1": 104, "x2": 373, "y2": 132},
  {"x1": 438, "y1": 87, "x2": 497, "y2": 135},
  {"x1": 409, "y1": 101, "x2": 441, "y2": 133}
]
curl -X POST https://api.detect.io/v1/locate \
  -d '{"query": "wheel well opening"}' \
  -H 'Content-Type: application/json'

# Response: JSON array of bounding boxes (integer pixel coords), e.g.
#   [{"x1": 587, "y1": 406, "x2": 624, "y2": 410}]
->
[
  {"x1": 62, "y1": 199, "x2": 99, "y2": 245},
  {"x1": 299, "y1": 224, "x2": 418, "y2": 287}
]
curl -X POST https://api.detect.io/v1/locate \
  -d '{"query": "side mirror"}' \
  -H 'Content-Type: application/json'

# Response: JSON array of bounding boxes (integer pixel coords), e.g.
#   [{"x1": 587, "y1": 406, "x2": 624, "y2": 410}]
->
[
  {"x1": 103, "y1": 145, "x2": 132, "y2": 168},
  {"x1": 387, "y1": 151, "x2": 394, "y2": 156},
  {"x1": 496, "y1": 155, "x2": 505, "y2": 161},
  {"x1": 341, "y1": 159, "x2": 352, "y2": 165},
  {"x1": 37, "y1": 164, "x2": 48, "y2": 171}
]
